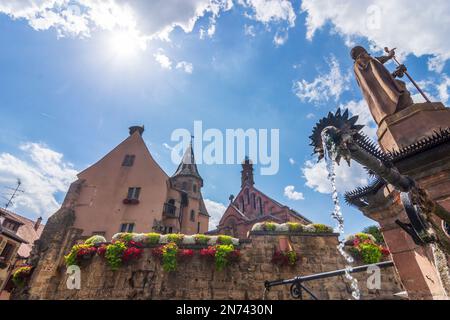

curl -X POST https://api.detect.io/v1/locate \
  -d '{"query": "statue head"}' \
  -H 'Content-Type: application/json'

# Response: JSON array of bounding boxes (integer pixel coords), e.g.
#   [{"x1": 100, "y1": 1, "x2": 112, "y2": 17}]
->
[{"x1": 351, "y1": 46, "x2": 368, "y2": 60}]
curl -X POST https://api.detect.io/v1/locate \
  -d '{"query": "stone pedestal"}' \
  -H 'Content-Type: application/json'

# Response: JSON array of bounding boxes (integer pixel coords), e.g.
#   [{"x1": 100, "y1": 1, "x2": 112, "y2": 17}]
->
[
  {"x1": 361, "y1": 188, "x2": 448, "y2": 299},
  {"x1": 377, "y1": 102, "x2": 450, "y2": 152}
]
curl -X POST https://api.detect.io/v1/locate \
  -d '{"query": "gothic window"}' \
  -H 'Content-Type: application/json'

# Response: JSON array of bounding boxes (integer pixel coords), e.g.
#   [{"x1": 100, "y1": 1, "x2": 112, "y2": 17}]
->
[
  {"x1": 197, "y1": 222, "x2": 201, "y2": 233},
  {"x1": 190, "y1": 210, "x2": 196, "y2": 222},
  {"x1": 193, "y1": 184, "x2": 197, "y2": 193},
  {"x1": 258, "y1": 197, "x2": 263, "y2": 215},
  {"x1": 240, "y1": 196, "x2": 245, "y2": 213},
  {"x1": 127, "y1": 187, "x2": 141, "y2": 200},
  {"x1": 122, "y1": 154, "x2": 136, "y2": 167},
  {"x1": 245, "y1": 188, "x2": 249, "y2": 204},
  {"x1": 252, "y1": 194, "x2": 256, "y2": 209}
]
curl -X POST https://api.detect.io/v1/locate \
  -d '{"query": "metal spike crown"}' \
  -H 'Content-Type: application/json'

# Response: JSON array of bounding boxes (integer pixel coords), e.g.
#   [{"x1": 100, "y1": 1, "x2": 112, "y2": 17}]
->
[{"x1": 309, "y1": 108, "x2": 364, "y2": 164}]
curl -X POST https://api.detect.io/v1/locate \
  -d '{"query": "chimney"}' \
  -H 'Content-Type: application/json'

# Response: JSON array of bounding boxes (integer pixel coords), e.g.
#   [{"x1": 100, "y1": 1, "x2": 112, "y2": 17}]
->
[
  {"x1": 129, "y1": 125, "x2": 145, "y2": 136},
  {"x1": 34, "y1": 217, "x2": 42, "y2": 231}
]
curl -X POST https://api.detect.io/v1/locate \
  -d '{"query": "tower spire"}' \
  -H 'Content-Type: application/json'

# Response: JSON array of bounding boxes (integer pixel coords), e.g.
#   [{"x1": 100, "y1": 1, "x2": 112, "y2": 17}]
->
[
  {"x1": 241, "y1": 156, "x2": 254, "y2": 188},
  {"x1": 172, "y1": 137, "x2": 203, "y2": 184}
]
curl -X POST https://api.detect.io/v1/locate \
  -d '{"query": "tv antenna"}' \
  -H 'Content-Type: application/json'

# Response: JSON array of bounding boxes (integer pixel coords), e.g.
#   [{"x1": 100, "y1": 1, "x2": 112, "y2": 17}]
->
[{"x1": 3, "y1": 179, "x2": 25, "y2": 209}]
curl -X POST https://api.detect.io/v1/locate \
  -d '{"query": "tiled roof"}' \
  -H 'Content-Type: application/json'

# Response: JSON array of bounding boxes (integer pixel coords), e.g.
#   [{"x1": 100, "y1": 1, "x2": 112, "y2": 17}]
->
[{"x1": 0, "y1": 208, "x2": 44, "y2": 258}]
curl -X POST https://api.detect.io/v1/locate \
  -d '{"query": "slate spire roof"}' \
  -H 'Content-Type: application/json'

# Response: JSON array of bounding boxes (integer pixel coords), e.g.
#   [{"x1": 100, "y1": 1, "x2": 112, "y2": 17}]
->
[{"x1": 172, "y1": 138, "x2": 203, "y2": 182}]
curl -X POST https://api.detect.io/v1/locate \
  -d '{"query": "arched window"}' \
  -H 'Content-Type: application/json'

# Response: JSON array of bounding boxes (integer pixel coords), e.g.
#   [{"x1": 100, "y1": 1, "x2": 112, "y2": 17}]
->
[
  {"x1": 244, "y1": 188, "x2": 249, "y2": 204},
  {"x1": 193, "y1": 184, "x2": 197, "y2": 193},
  {"x1": 251, "y1": 194, "x2": 256, "y2": 209},
  {"x1": 190, "y1": 210, "x2": 195, "y2": 222},
  {"x1": 240, "y1": 196, "x2": 245, "y2": 213},
  {"x1": 258, "y1": 197, "x2": 263, "y2": 215}
]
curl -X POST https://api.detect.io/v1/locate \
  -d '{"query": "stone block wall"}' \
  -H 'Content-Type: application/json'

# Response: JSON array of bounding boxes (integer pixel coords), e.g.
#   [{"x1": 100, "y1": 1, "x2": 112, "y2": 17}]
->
[{"x1": 27, "y1": 232, "x2": 404, "y2": 300}]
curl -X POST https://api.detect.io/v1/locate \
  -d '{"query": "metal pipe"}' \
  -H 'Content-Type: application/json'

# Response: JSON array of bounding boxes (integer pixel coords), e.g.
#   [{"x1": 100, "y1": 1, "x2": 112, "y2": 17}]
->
[{"x1": 265, "y1": 261, "x2": 395, "y2": 289}]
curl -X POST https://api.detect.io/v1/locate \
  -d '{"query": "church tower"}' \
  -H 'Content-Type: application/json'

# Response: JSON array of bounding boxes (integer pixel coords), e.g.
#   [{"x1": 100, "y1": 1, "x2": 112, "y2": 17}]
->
[
  {"x1": 241, "y1": 157, "x2": 254, "y2": 188},
  {"x1": 166, "y1": 138, "x2": 209, "y2": 234}
]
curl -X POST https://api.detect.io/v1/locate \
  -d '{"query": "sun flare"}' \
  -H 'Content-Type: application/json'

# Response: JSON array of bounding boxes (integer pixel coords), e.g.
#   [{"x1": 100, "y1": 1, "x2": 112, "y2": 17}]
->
[{"x1": 108, "y1": 30, "x2": 146, "y2": 59}]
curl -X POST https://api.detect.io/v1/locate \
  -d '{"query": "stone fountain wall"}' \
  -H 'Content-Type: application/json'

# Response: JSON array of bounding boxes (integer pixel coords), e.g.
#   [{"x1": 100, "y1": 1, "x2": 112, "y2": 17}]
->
[{"x1": 21, "y1": 231, "x2": 403, "y2": 300}]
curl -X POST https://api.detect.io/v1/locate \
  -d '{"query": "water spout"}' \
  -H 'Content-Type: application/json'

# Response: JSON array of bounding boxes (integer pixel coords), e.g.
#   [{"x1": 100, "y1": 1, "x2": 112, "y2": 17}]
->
[{"x1": 322, "y1": 129, "x2": 361, "y2": 300}]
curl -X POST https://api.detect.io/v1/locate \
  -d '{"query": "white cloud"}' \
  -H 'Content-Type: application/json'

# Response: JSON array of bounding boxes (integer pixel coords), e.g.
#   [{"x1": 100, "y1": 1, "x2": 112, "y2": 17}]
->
[
  {"x1": 176, "y1": 61, "x2": 194, "y2": 74},
  {"x1": 293, "y1": 55, "x2": 350, "y2": 104},
  {"x1": 306, "y1": 113, "x2": 315, "y2": 119},
  {"x1": 437, "y1": 74, "x2": 450, "y2": 104},
  {"x1": 204, "y1": 198, "x2": 227, "y2": 230},
  {"x1": 301, "y1": 0, "x2": 450, "y2": 72},
  {"x1": 239, "y1": 0, "x2": 296, "y2": 27},
  {"x1": 288, "y1": 158, "x2": 295, "y2": 165},
  {"x1": 0, "y1": 142, "x2": 78, "y2": 218},
  {"x1": 303, "y1": 159, "x2": 369, "y2": 194},
  {"x1": 244, "y1": 24, "x2": 256, "y2": 37},
  {"x1": 154, "y1": 51, "x2": 173, "y2": 69},
  {"x1": 273, "y1": 29, "x2": 288, "y2": 46},
  {"x1": 283, "y1": 185, "x2": 304, "y2": 201},
  {"x1": 0, "y1": 0, "x2": 234, "y2": 42}
]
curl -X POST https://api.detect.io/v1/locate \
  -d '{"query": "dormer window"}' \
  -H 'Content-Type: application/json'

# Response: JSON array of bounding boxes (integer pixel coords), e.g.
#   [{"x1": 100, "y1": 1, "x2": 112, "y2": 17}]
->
[{"x1": 122, "y1": 154, "x2": 136, "y2": 167}]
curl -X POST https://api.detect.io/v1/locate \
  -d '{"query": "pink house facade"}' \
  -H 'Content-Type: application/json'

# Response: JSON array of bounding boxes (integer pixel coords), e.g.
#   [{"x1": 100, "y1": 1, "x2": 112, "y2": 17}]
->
[{"x1": 57, "y1": 126, "x2": 209, "y2": 240}]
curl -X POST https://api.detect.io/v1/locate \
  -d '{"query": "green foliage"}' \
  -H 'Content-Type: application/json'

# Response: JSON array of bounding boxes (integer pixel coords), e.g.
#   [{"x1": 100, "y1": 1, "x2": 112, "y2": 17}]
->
[
  {"x1": 12, "y1": 266, "x2": 32, "y2": 288},
  {"x1": 105, "y1": 241, "x2": 127, "y2": 271},
  {"x1": 359, "y1": 242, "x2": 383, "y2": 264},
  {"x1": 64, "y1": 244, "x2": 92, "y2": 267},
  {"x1": 287, "y1": 222, "x2": 303, "y2": 232},
  {"x1": 162, "y1": 242, "x2": 178, "y2": 272},
  {"x1": 194, "y1": 234, "x2": 209, "y2": 245},
  {"x1": 285, "y1": 251, "x2": 297, "y2": 266},
  {"x1": 145, "y1": 233, "x2": 161, "y2": 245},
  {"x1": 217, "y1": 235, "x2": 233, "y2": 245},
  {"x1": 215, "y1": 244, "x2": 234, "y2": 271},
  {"x1": 84, "y1": 235, "x2": 106, "y2": 245},
  {"x1": 362, "y1": 226, "x2": 385, "y2": 244},
  {"x1": 312, "y1": 224, "x2": 334, "y2": 233},
  {"x1": 264, "y1": 222, "x2": 277, "y2": 231},
  {"x1": 121, "y1": 233, "x2": 134, "y2": 242},
  {"x1": 167, "y1": 233, "x2": 184, "y2": 244}
]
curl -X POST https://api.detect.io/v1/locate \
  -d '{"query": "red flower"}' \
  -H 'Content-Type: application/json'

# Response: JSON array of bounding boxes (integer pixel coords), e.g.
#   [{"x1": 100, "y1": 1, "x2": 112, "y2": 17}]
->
[
  {"x1": 122, "y1": 247, "x2": 142, "y2": 262},
  {"x1": 151, "y1": 247, "x2": 163, "y2": 259},
  {"x1": 97, "y1": 245, "x2": 107, "y2": 257},
  {"x1": 128, "y1": 240, "x2": 143, "y2": 248},
  {"x1": 200, "y1": 246, "x2": 216, "y2": 258},
  {"x1": 179, "y1": 249, "x2": 194, "y2": 257},
  {"x1": 228, "y1": 249, "x2": 241, "y2": 262},
  {"x1": 381, "y1": 247, "x2": 390, "y2": 256}
]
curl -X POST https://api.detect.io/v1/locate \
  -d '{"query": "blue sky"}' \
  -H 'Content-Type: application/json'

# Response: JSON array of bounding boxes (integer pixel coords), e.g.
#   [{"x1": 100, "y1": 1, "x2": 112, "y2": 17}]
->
[{"x1": 0, "y1": 0, "x2": 449, "y2": 236}]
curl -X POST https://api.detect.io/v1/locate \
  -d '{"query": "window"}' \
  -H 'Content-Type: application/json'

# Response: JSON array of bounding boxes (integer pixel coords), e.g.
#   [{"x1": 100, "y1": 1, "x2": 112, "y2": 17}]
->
[
  {"x1": 182, "y1": 182, "x2": 187, "y2": 191},
  {"x1": 252, "y1": 194, "x2": 256, "y2": 209},
  {"x1": 0, "y1": 243, "x2": 15, "y2": 263},
  {"x1": 122, "y1": 154, "x2": 136, "y2": 167},
  {"x1": 258, "y1": 197, "x2": 263, "y2": 215},
  {"x1": 120, "y1": 223, "x2": 135, "y2": 233},
  {"x1": 127, "y1": 187, "x2": 141, "y2": 200},
  {"x1": 197, "y1": 222, "x2": 201, "y2": 234},
  {"x1": 193, "y1": 184, "x2": 197, "y2": 193},
  {"x1": 190, "y1": 210, "x2": 196, "y2": 222},
  {"x1": 245, "y1": 189, "x2": 249, "y2": 204},
  {"x1": 2, "y1": 219, "x2": 19, "y2": 232}
]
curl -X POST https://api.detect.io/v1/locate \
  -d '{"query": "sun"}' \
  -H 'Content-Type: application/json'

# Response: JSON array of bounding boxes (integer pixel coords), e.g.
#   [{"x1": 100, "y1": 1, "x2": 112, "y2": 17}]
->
[{"x1": 108, "y1": 30, "x2": 146, "y2": 59}]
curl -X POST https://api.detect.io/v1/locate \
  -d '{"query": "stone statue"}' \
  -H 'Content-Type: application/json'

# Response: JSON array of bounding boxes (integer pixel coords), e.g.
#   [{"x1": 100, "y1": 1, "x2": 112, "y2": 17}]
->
[{"x1": 351, "y1": 46, "x2": 414, "y2": 125}]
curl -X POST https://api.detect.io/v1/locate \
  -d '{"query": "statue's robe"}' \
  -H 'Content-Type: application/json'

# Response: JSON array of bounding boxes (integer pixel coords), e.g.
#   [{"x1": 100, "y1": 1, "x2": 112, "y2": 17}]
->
[{"x1": 354, "y1": 55, "x2": 407, "y2": 125}]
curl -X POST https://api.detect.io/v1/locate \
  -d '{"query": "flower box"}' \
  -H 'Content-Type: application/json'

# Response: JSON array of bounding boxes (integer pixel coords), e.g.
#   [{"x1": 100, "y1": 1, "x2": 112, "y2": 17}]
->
[{"x1": 123, "y1": 198, "x2": 140, "y2": 205}]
